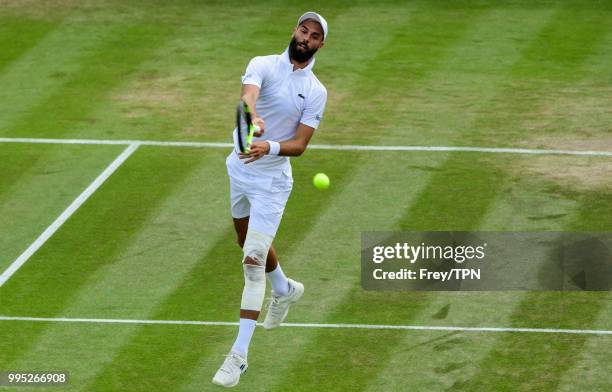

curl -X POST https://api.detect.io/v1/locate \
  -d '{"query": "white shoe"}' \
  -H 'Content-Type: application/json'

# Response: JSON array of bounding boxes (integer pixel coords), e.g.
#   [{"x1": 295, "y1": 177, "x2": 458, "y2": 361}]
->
[
  {"x1": 212, "y1": 351, "x2": 247, "y2": 388},
  {"x1": 263, "y1": 278, "x2": 304, "y2": 330}
]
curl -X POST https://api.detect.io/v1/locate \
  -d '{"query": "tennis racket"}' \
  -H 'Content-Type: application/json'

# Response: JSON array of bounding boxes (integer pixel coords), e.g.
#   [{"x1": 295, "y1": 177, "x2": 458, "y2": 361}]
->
[{"x1": 236, "y1": 100, "x2": 260, "y2": 154}]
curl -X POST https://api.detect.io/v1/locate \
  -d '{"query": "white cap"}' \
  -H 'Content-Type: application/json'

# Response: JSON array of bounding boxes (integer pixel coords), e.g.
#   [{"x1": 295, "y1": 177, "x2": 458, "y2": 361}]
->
[{"x1": 297, "y1": 11, "x2": 328, "y2": 40}]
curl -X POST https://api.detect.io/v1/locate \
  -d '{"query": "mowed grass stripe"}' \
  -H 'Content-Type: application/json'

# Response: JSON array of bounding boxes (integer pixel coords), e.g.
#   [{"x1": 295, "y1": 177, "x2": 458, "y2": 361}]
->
[
  {"x1": 0, "y1": 22, "x2": 123, "y2": 193},
  {"x1": 524, "y1": 28, "x2": 612, "y2": 150},
  {"x1": 0, "y1": 144, "x2": 125, "y2": 369},
  {"x1": 383, "y1": 8, "x2": 558, "y2": 147},
  {"x1": 84, "y1": 153, "x2": 358, "y2": 391},
  {"x1": 4, "y1": 148, "x2": 232, "y2": 389},
  {"x1": 0, "y1": 143, "x2": 139, "y2": 288},
  {"x1": 0, "y1": 19, "x2": 180, "y2": 199},
  {"x1": 350, "y1": 155, "x2": 508, "y2": 392},
  {"x1": 445, "y1": 8, "x2": 612, "y2": 391},
  {"x1": 475, "y1": 5, "x2": 612, "y2": 147},
  {"x1": 440, "y1": 27, "x2": 612, "y2": 388},
  {"x1": 51, "y1": 1, "x2": 395, "y2": 142},
  {"x1": 313, "y1": 3, "x2": 421, "y2": 145},
  {"x1": 557, "y1": 292, "x2": 612, "y2": 392},
  {"x1": 1, "y1": 325, "x2": 251, "y2": 392},
  {"x1": 0, "y1": 3, "x2": 205, "y2": 208},
  {"x1": 0, "y1": 21, "x2": 122, "y2": 132},
  {"x1": 397, "y1": 3, "x2": 611, "y2": 255},
  {"x1": 66, "y1": 2, "x2": 310, "y2": 141},
  {"x1": 351, "y1": 156, "x2": 508, "y2": 392},
  {"x1": 259, "y1": 154, "x2": 442, "y2": 392},
  {"x1": 361, "y1": 3, "x2": 612, "y2": 390},
  {"x1": 0, "y1": 147, "x2": 205, "y2": 365},
  {"x1": 0, "y1": 147, "x2": 202, "y2": 310},
  {"x1": 462, "y1": 197, "x2": 612, "y2": 392},
  {"x1": 0, "y1": 144, "x2": 125, "y2": 271},
  {"x1": 371, "y1": 160, "x2": 584, "y2": 391},
  {"x1": 4, "y1": 22, "x2": 177, "y2": 138},
  {"x1": 0, "y1": 17, "x2": 58, "y2": 74},
  {"x1": 316, "y1": 0, "x2": 557, "y2": 320}
]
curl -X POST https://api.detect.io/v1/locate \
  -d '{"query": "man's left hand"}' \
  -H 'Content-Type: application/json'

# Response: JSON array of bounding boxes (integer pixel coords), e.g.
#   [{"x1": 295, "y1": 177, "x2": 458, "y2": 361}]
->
[{"x1": 239, "y1": 141, "x2": 270, "y2": 164}]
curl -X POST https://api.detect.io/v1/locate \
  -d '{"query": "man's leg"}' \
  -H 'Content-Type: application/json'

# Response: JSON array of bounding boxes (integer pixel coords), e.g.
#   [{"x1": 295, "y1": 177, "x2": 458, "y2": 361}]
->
[
  {"x1": 234, "y1": 217, "x2": 289, "y2": 295},
  {"x1": 233, "y1": 227, "x2": 272, "y2": 354},
  {"x1": 213, "y1": 224, "x2": 273, "y2": 388},
  {"x1": 244, "y1": 178, "x2": 303, "y2": 330},
  {"x1": 213, "y1": 172, "x2": 259, "y2": 387},
  {"x1": 214, "y1": 173, "x2": 299, "y2": 386},
  {"x1": 230, "y1": 215, "x2": 298, "y2": 336}
]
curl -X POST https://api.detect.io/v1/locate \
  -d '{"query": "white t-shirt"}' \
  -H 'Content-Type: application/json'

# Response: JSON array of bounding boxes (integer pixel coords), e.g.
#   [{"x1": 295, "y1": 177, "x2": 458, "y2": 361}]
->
[{"x1": 228, "y1": 49, "x2": 327, "y2": 178}]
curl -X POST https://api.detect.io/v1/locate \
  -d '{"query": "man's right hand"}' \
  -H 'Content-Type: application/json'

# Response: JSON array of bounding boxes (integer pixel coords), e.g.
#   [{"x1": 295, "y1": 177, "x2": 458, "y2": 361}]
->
[{"x1": 252, "y1": 116, "x2": 265, "y2": 137}]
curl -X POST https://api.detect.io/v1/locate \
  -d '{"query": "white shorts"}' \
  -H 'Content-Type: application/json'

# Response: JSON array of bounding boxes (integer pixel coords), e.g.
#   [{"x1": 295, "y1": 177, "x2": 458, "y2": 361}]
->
[{"x1": 226, "y1": 153, "x2": 293, "y2": 236}]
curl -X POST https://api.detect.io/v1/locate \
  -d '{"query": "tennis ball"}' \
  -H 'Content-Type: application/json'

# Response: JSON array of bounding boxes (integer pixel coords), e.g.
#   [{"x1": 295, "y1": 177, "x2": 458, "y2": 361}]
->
[{"x1": 313, "y1": 173, "x2": 330, "y2": 190}]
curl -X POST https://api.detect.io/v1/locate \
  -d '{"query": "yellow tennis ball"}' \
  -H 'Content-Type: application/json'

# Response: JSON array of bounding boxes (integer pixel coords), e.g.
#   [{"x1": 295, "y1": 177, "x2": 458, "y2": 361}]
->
[{"x1": 313, "y1": 173, "x2": 330, "y2": 190}]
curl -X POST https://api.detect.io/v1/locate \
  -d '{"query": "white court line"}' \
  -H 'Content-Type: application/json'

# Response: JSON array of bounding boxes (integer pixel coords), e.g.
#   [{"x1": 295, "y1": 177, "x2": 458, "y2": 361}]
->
[
  {"x1": 0, "y1": 143, "x2": 140, "y2": 287},
  {"x1": 1, "y1": 137, "x2": 611, "y2": 157},
  {"x1": 0, "y1": 137, "x2": 231, "y2": 148},
  {"x1": 0, "y1": 315, "x2": 610, "y2": 336}
]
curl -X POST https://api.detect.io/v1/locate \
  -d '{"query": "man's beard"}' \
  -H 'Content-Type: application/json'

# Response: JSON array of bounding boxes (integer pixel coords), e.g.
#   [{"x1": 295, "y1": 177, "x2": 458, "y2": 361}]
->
[{"x1": 288, "y1": 36, "x2": 318, "y2": 63}]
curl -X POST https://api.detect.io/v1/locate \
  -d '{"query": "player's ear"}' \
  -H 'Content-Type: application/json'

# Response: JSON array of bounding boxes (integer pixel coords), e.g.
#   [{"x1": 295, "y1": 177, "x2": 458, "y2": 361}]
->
[{"x1": 318, "y1": 41, "x2": 325, "y2": 49}]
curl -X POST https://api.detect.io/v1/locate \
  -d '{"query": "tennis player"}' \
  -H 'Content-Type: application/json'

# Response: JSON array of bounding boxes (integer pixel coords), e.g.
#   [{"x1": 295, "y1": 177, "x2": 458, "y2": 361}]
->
[{"x1": 213, "y1": 11, "x2": 328, "y2": 388}]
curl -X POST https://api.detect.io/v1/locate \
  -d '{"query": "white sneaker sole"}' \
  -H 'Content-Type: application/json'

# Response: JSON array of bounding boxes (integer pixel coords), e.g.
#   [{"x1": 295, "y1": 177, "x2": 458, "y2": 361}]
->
[{"x1": 212, "y1": 376, "x2": 239, "y2": 388}]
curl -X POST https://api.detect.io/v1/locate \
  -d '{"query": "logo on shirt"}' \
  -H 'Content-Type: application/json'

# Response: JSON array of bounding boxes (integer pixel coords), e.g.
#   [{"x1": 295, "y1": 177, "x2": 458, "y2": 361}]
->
[
  {"x1": 298, "y1": 94, "x2": 305, "y2": 99},
  {"x1": 316, "y1": 114, "x2": 322, "y2": 121}
]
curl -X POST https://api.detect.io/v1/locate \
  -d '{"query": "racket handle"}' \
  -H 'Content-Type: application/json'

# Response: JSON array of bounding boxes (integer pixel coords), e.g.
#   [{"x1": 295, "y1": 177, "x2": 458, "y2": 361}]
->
[{"x1": 244, "y1": 125, "x2": 259, "y2": 153}]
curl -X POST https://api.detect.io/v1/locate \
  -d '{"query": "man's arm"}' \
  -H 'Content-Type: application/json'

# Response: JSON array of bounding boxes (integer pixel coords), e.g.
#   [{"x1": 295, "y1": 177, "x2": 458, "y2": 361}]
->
[
  {"x1": 240, "y1": 123, "x2": 315, "y2": 163},
  {"x1": 241, "y1": 84, "x2": 265, "y2": 135},
  {"x1": 276, "y1": 123, "x2": 315, "y2": 156}
]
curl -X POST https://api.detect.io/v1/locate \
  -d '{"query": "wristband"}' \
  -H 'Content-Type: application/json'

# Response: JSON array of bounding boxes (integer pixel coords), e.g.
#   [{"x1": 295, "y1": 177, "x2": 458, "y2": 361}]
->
[{"x1": 267, "y1": 140, "x2": 281, "y2": 156}]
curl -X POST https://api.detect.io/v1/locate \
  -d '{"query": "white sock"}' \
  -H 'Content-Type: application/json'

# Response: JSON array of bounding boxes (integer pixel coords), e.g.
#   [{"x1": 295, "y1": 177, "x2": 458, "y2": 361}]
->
[
  {"x1": 267, "y1": 264, "x2": 289, "y2": 296},
  {"x1": 231, "y1": 318, "x2": 257, "y2": 357}
]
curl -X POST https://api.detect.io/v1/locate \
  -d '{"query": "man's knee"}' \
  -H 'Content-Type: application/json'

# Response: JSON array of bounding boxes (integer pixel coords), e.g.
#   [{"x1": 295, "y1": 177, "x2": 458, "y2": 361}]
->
[
  {"x1": 239, "y1": 229, "x2": 274, "y2": 311},
  {"x1": 242, "y1": 229, "x2": 273, "y2": 266},
  {"x1": 241, "y1": 262, "x2": 266, "y2": 310}
]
